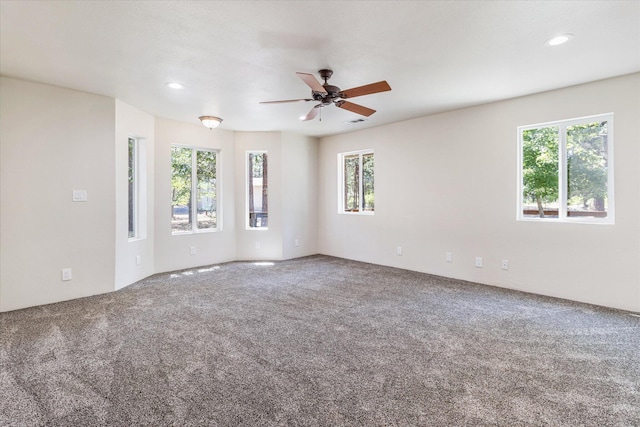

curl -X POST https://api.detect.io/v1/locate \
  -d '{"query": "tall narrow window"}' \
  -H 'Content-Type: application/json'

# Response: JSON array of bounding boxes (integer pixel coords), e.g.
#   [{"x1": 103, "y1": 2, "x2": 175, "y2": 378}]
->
[
  {"x1": 171, "y1": 146, "x2": 218, "y2": 233},
  {"x1": 128, "y1": 137, "x2": 138, "y2": 238},
  {"x1": 339, "y1": 150, "x2": 374, "y2": 214},
  {"x1": 247, "y1": 151, "x2": 268, "y2": 228},
  {"x1": 362, "y1": 152, "x2": 375, "y2": 211},
  {"x1": 344, "y1": 154, "x2": 360, "y2": 211},
  {"x1": 518, "y1": 113, "x2": 613, "y2": 223}
]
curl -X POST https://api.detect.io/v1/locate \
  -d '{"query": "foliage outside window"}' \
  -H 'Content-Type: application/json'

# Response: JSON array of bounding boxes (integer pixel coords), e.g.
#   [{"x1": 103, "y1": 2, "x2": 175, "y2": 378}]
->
[
  {"x1": 518, "y1": 113, "x2": 613, "y2": 223},
  {"x1": 171, "y1": 146, "x2": 218, "y2": 233},
  {"x1": 128, "y1": 137, "x2": 138, "y2": 238},
  {"x1": 339, "y1": 150, "x2": 374, "y2": 214},
  {"x1": 248, "y1": 152, "x2": 268, "y2": 228}
]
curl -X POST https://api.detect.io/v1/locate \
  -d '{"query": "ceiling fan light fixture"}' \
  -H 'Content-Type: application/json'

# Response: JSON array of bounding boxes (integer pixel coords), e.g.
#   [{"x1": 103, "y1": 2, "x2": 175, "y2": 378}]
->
[
  {"x1": 199, "y1": 116, "x2": 223, "y2": 130},
  {"x1": 166, "y1": 82, "x2": 184, "y2": 89}
]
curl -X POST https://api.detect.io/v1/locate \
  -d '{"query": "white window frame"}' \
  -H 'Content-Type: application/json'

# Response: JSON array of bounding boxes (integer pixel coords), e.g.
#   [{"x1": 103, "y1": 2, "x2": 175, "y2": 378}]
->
[
  {"x1": 246, "y1": 150, "x2": 268, "y2": 230},
  {"x1": 517, "y1": 113, "x2": 614, "y2": 224},
  {"x1": 128, "y1": 136, "x2": 147, "y2": 241},
  {"x1": 171, "y1": 145, "x2": 220, "y2": 234},
  {"x1": 128, "y1": 137, "x2": 138, "y2": 239},
  {"x1": 338, "y1": 149, "x2": 374, "y2": 215}
]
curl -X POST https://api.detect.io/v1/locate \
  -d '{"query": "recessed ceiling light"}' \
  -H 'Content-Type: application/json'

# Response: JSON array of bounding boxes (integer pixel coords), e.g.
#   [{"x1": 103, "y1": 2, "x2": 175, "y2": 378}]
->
[
  {"x1": 166, "y1": 82, "x2": 184, "y2": 90},
  {"x1": 545, "y1": 34, "x2": 573, "y2": 46}
]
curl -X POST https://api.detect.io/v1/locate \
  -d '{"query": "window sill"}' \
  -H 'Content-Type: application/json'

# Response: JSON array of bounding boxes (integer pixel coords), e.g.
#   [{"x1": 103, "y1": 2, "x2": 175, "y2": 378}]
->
[
  {"x1": 517, "y1": 217, "x2": 613, "y2": 225},
  {"x1": 339, "y1": 211, "x2": 374, "y2": 216},
  {"x1": 127, "y1": 236, "x2": 147, "y2": 243},
  {"x1": 171, "y1": 228, "x2": 219, "y2": 236}
]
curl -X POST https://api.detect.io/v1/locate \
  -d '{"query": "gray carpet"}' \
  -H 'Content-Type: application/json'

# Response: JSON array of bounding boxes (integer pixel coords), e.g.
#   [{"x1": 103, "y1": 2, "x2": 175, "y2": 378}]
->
[{"x1": 1, "y1": 255, "x2": 639, "y2": 426}]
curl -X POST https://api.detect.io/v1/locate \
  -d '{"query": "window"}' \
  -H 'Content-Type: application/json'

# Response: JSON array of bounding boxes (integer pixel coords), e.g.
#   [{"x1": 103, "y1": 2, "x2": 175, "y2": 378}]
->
[
  {"x1": 171, "y1": 146, "x2": 218, "y2": 233},
  {"x1": 128, "y1": 137, "x2": 147, "y2": 240},
  {"x1": 247, "y1": 151, "x2": 268, "y2": 228},
  {"x1": 128, "y1": 137, "x2": 138, "y2": 238},
  {"x1": 518, "y1": 113, "x2": 613, "y2": 223},
  {"x1": 339, "y1": 150, "x2": 374, "y2": 214}
]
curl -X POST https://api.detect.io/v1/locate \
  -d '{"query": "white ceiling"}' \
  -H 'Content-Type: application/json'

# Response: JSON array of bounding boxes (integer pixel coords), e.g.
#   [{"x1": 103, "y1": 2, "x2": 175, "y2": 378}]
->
[{"x1": 1, "y1": 1, "x2": 639, "y2": 137}]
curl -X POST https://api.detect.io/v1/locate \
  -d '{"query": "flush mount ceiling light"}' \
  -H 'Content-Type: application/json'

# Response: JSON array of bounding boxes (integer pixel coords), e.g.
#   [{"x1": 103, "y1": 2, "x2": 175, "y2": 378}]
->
[
  {"x1": 166, "y1": 82, "x2": 184, "y2": 89},
  {"x1": 545, "y1": 34, "x2": 574, "y2": 46},
  {"x1": 199, "y1": 116, "x2": 223, "y2": 130}
]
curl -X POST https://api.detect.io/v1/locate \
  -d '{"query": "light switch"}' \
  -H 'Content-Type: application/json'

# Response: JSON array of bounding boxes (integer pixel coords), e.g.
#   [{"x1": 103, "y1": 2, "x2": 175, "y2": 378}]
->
[{"x1": 72, "y1": 190, "x2": 87, "y2": 202}]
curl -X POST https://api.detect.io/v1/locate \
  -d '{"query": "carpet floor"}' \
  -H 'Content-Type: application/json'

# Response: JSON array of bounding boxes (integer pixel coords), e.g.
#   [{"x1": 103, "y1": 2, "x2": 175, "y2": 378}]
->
[{"x1": 1, "y1": 255, "x2": 639, "y2": 426}]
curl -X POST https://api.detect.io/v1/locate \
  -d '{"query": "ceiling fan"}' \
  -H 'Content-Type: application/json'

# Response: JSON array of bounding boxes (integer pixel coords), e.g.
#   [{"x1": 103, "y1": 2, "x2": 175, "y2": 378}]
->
[{"x1": 259, "y1": 69, "x2": 391, "y2": 121}]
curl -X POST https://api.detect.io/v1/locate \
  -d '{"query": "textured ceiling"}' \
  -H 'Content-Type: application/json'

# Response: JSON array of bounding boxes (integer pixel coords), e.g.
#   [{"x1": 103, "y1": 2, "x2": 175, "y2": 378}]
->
[{"x1": 1, "y1": 1, "x2": 639, "y2": 137}]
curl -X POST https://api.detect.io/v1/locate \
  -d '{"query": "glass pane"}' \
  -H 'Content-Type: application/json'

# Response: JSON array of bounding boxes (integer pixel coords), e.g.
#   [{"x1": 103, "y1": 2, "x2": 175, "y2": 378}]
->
[
  {"x1": 521, "y1": 126, "x2": 559, "y2": 218},
  {"x1": 196, "y1": 150, "x2": 217, "y2": 229},
  {"x1": 171, "y1": 146, "x2": 192, "y2": 233},
  {"x1": 344, "y1": 155, "x2": 359, "y2": 212},
  {"x1": 128, "y1": 138, "x2": 136, "y2": 238},
  {"x1": 566, "y1": 121, "x2": 608, "y2": 218},
  {"x1": 362, "y1": 153, "x2": 374, "y2": 211},
  {"x1": 249, "y1": 152, "x2": 268, "y2": 228}
]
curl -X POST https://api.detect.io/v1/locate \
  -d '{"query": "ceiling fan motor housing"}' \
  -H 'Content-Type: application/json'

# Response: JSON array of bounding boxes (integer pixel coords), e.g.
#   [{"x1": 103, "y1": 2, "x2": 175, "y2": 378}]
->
[
  {"x1": 314, "y1": 86, "x2": 341, "y2": 104},
  {"x1": 313, "y1": 69, "x2": 341, "y2": 104}
]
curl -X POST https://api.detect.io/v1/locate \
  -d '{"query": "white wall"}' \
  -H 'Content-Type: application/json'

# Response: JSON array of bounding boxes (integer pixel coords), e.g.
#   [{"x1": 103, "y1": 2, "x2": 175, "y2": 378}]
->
[
  {"x1": 234, "y1": 132, "x2": 283, "y2": 260},
  {"x1": 2, "y1": 74, "x2": 636, "y2": 313},
  {"x1": 0, "y1": 78, "x2": 319, "y2": 311},
  {"x1": 281, "y1": 132, "x2": 319, "y2": 260},
  {"x1": 0, "y1": 77, "x2": 116, "y2": 311},
  {"x1": 153, "y1": 118, "x2": 237, "y2": 273},
  {"x1": 318, "y1": 73, "x2": 640, "y2": 312},
  {"x1": 233, "y1": 131, "x2": 320, "y2": 261},
  {"x1": 114, "y1": 100, "x2": 155, "y2": 289}
]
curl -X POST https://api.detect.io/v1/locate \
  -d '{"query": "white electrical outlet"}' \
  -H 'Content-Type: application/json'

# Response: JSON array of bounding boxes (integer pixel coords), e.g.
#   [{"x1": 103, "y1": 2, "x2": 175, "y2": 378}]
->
[
  {"x1": 61, "y1": 268, "x2": 72, "y2": 281},
  {"x1": 295, "y1": 239, "x2": 300, "y2": 247},
  {"x1": 396, "y1": 246, "x2": 403, "y2": 256},
  {"x1": 255, "y1": 242, "x2": 261, "y2": 249},
  {"x1": 190, "y1": 246, "x2": 196, "y2": 255},
  {"x1": 446, "y1": 252, "x2": 453, "y2": 262},
  {"x1": 501, "y1": 259, "x2": 509, "y2": 270},
  {"x1": 475, "y1": 257, "x2": 483, "y2": 268}
]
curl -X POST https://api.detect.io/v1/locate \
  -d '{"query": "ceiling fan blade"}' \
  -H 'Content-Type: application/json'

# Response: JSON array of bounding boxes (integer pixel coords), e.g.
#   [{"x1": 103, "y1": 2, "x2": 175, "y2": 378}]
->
[
  {"x1": 339, "y1": 81, "x2": 391, "y2": 99},
  {"x1": 296, "y1": 72, "x2": 328, "y2": 94},
  {"x1": 259, "y1": 98, "x2": 313, "y2": 104},
  {"x1": 301, "y1": 105, "x2": 321, "y2": 121},
  {"x1": 335, "y1": 100, "x2": 376, "y2": 117}
]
